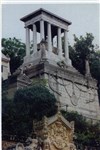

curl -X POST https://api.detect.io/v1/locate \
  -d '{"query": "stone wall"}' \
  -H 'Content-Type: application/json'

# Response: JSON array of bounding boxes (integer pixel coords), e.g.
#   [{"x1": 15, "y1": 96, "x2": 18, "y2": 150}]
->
[
  {"x1": 42, "y1": 63, "x2": 100, "y2": 121},
  {"x1": 6, "y1": 61, "x2": 100, "y2": 121}
]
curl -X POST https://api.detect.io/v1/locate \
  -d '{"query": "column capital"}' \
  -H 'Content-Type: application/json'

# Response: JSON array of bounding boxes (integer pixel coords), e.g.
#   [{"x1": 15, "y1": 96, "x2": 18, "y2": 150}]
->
[{"x1": 64, "y1": 29, "x2": 69, "y2": 32}]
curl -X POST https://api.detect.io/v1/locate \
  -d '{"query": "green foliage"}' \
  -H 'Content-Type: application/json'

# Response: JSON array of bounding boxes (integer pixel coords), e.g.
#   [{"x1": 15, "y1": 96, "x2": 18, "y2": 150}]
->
[
  {"x1": 61, "y1": 110, "x2": 100, "y2": 147},
  {"x1": 2, "y1": 37, "x2": 26, "y2": 74},
  {"x1": 61, "y1": 110, "x2": 87, "y2": 133},
  {"x1": 89, "y1": 50, "x2": 100, "y2": 81},
  {"x1": 89, "y1": 52, "x2": 100, "y2": 101},
  {"x1": 69, "y1": 33, "x2": 94, "y2": 75},
  {"x1": 69, "y1": 33, "x2": 100, "y2": 102},
  {"x1": 14, "y1": 85, "x2": 57, "y2": 119},
  {"x1": 2, "y1": 100, "x2": 17, "y2": 135},
  {"x1": 2, "y1": 85, "x2": 57, "y2": 138},
  {"x1": 69, "y1": 33, "x2": 100, "y2": 80}
]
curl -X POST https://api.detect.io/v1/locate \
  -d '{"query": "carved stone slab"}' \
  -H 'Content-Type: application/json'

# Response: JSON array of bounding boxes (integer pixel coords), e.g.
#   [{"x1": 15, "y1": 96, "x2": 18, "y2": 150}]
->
[{"x1": 33, "y1": 112, "x2": 76, "y2": 150}]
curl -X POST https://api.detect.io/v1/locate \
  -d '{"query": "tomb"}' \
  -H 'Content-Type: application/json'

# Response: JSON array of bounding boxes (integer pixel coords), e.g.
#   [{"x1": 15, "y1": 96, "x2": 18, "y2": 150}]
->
[{"x1": 7, "y1": 8, "x2": 100, "y2": 121}]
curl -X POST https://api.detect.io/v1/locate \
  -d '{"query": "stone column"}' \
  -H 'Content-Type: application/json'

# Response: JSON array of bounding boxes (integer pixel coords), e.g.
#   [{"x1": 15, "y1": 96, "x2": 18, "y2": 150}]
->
[
  {"x1": 57, "y1": 27, "x2": 62, "y2": 57},
  {"x1": 64, "y1": 30, "x2": 71, "y2": 65},
  {"x1": 33, "y1": 24, "x2": 37, "y2": 53},
  {"x1": 26, "y1": 27, "x2": 30, "y2": 56},
  {"x1": 85, "y1": 59, "x2": 91, "y2": 77},
  {"x1": 47, "y1": 23, "x2": 52, "y2": 52},
  {"x1": 40, "y1": 20, "x2": 45, "y2": 41},
  {"x1": 64, "y1": 30, "x2": 69, "y2": 59}
]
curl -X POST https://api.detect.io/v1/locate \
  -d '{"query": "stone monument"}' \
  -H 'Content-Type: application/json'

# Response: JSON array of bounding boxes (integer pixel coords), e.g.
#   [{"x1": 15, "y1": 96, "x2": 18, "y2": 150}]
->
[
  {"x1": 32, "y1": 112, "x2": 76, "y2": 150},
  {"x1": 7, "y1": 8, "x2": 100, "y2": 122}
]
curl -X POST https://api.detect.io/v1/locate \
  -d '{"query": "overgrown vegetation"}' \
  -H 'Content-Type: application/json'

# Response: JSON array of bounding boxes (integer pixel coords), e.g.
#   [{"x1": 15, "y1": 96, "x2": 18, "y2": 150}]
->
[
  {"x1": 61, "y1": 110, "x2": 100, "y2": 148},
  {"x1": 2, "y1": 37, "x2": 26, "y2": 74},
  {"x1": 69, "y1": 33, "x2": 100, "y2": 102},
  {"x1": 2, "y1": 88, "x2": 100, "y2": 147},
  {"x1": 2, "y1": 84, "x2": 57, "y2": 138}
]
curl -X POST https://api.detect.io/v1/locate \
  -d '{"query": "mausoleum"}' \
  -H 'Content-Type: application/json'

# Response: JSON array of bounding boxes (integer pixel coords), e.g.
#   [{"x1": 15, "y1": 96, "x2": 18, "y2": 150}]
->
[{"x1": 7, "y1": 8, "x2": 100, "y2": 122}]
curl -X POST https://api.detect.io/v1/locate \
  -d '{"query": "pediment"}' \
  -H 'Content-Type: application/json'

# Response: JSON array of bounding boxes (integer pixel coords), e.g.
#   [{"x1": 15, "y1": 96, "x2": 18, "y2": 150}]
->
[{"x1": 48, "y1": 112, "x2": 72, "y2": 130}]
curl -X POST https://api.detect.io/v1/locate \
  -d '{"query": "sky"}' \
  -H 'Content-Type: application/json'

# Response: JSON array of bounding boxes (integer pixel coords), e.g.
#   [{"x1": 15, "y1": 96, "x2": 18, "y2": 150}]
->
[
  {"x1": 1, "y1": 0, "x2": 100, "y2": 2},
  {"x1": 2, "y1": 3, "x2": 100, "y2": 47},
  {"x1": 1, "y1": 2, "x2": 100, "y2": 148}
]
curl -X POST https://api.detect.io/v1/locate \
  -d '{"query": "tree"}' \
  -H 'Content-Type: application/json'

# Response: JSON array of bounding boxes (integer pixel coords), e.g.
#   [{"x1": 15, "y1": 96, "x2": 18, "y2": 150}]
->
[
  {"x1": 14, "y1": 84, "x2": 57, "y2": 120},
  {"x1": 69, "y1": 33, "x2": 100, "y2": 103},
  {"x1": 69, "y1": 33, "x2": 95, "y2": 75},
  {"x1": 61, "y1": 110, "x2": 100, "y2": 148},
  {"x1": 89, "y1": 50, "x2": 100, "y2": 81},
  {"x1": 2, "y1": 84, "x2": 57, "y2": 138},
  {"x1": 2, "y1": 37, "x2": 26, "y2": 74},
  {"x1": 89, "y1": 50, "x2": 100, "y2": 102}
]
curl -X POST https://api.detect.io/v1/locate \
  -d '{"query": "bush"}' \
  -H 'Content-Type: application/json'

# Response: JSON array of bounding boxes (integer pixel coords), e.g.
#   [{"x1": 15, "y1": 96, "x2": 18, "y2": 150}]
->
[
  {"x1": 61, "y1": 110, "x2": 100, "y2": 147},
  {"x1": 2, "y1": 84, "x2": 57, "y2": 138}
]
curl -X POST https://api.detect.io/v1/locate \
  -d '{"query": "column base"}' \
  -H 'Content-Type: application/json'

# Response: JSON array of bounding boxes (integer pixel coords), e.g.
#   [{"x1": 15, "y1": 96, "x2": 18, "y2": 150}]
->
[
  {"x1": 58, "y1": 49, "x2": 63, "y2": 59},
  {"x1": 24, "y1": 55, "x2": 31, "y2": 63},
  {"x1": 64, "y1": 58, "x2": 72, "y2": 66}
]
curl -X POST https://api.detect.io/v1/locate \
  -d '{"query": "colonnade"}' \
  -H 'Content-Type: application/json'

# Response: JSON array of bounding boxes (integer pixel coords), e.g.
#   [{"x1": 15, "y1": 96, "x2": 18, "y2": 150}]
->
[{"x1": 25, "y1": 20, "x2": 69, "y2": 60}]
